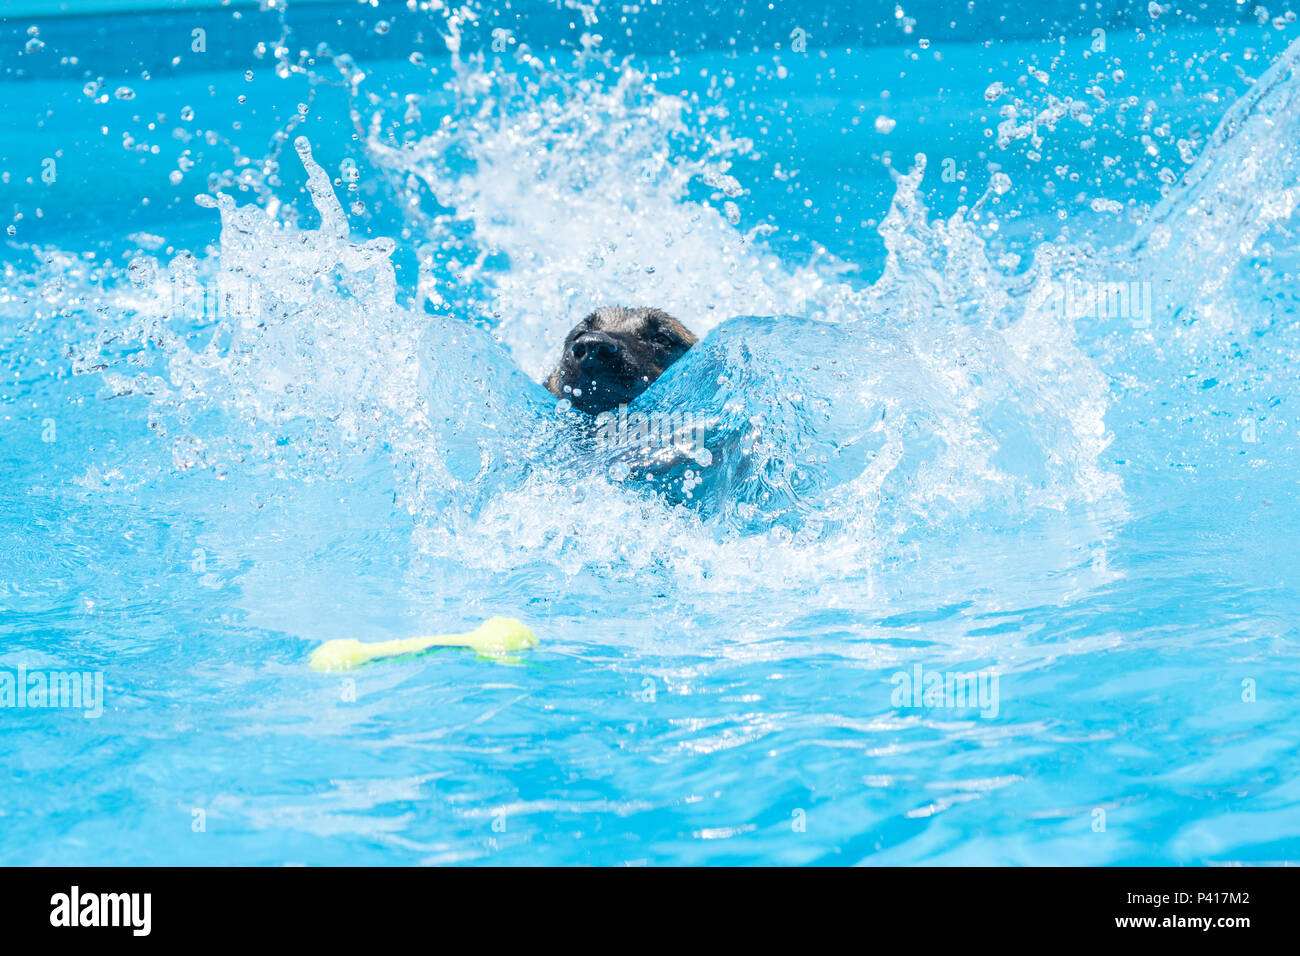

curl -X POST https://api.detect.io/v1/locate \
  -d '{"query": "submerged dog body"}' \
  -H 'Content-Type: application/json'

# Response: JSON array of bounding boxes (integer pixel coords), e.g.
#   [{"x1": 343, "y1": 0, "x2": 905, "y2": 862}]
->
[{"x1": 544, "y1": 306, "x2": 697, "y2": 415}]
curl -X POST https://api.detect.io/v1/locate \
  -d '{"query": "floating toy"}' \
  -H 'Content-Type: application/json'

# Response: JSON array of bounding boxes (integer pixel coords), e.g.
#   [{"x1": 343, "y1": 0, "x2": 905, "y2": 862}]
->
[{"x1": 308, "y1": 616, "x2": 538, "y2": 671}]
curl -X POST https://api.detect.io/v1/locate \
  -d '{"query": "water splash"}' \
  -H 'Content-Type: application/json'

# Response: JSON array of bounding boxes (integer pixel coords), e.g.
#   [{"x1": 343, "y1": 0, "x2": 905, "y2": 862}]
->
[
  {"x1": 56, "y1": 22, "x2": 1300, "y2": 599},
  {"x1": 17, "y1": 31, "x2": 1143, "y2": 598},
  {"x1": 1134, "y1": 34, "x2": 1300, "y2": 329}
]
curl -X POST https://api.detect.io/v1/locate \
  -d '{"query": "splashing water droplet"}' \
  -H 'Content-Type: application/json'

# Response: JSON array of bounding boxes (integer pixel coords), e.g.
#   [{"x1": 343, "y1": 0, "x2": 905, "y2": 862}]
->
[{"x1": 127, "y1": 256, "x2": 159, "y2": 287}]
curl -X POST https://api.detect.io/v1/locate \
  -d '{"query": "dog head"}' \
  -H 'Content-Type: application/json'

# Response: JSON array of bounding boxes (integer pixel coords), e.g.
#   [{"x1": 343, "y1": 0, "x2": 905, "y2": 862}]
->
[{"x1": 544, "y1": 306, "x2": 697, "y2": 415}]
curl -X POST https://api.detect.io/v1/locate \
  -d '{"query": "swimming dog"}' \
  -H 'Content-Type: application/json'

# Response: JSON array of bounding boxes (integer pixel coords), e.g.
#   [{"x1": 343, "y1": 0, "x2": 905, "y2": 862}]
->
[{"x1": 544, "y1": 306, "x2": 697, "y2": 415}]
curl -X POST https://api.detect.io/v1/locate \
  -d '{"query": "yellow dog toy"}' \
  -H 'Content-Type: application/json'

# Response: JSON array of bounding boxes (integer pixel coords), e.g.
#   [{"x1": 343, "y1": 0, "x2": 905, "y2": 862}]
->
[{"x1": 308, "y1": 616, "x2": 538, "y2": 672}]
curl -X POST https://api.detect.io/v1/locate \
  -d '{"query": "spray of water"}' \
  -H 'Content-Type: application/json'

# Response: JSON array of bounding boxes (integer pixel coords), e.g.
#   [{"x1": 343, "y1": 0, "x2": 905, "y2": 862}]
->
[{"x1": 22, "y1": 17, "x2": 1300, "y2": 605}]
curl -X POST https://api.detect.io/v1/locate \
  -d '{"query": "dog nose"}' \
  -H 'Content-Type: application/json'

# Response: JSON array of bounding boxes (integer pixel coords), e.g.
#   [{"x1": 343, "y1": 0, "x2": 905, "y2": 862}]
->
[{"x1": 570, "y1": 332, "x2": 620, "y2": 365}]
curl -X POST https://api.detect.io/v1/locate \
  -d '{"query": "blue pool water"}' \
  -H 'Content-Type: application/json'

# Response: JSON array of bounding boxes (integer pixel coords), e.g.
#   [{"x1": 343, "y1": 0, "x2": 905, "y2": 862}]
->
[{"x1": 2, "y1": 0, "x2": 1300, "y2": 865}]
